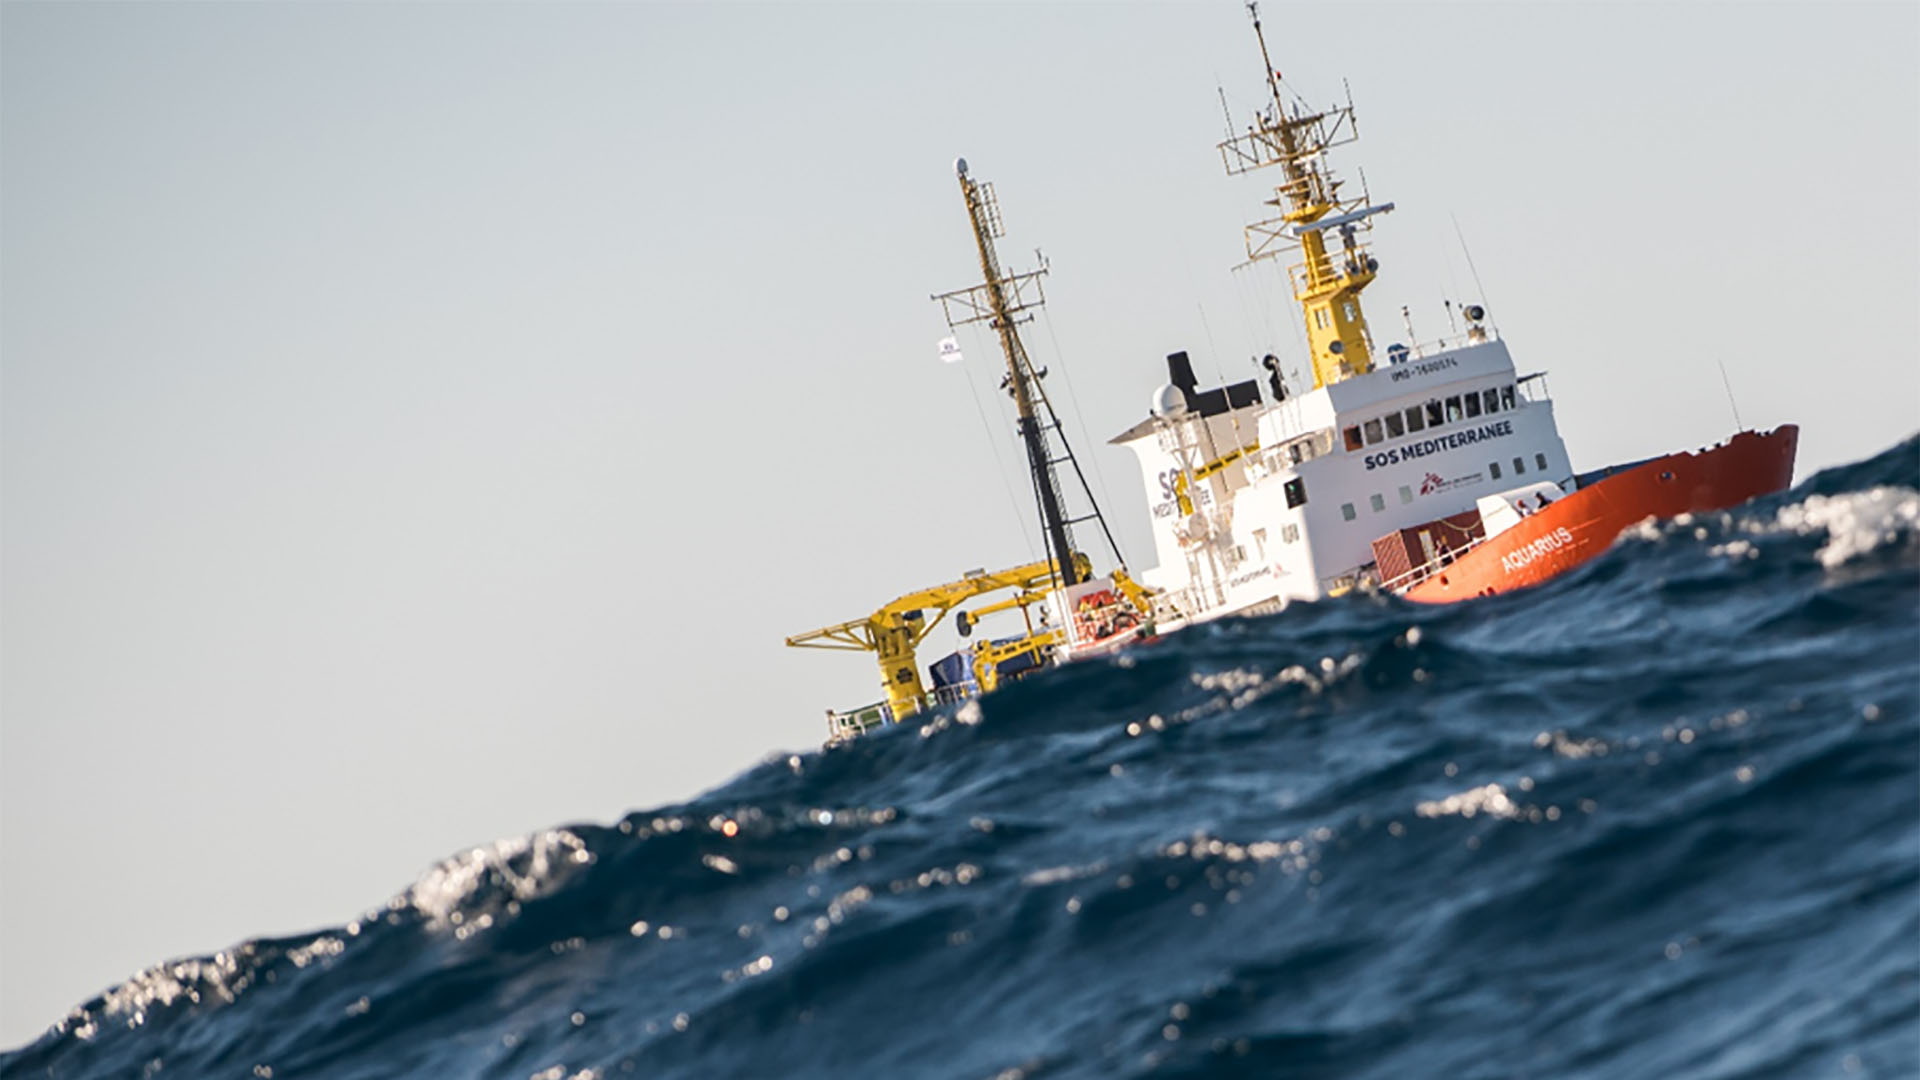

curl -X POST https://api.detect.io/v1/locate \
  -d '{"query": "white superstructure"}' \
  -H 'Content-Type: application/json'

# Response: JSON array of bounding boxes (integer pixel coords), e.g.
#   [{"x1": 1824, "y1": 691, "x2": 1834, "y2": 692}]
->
[{"x1": 1109, "y1": 328, "x2": 1573, "y2": 624}]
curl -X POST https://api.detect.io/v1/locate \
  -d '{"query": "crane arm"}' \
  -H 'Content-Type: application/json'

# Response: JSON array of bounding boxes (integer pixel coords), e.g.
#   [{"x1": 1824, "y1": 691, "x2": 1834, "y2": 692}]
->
[
  {"x1": 959, "y1": 587, "x2": 1051, "y2": 628},
  {"x1": 785, "y1": 618, "x2": 877, "y2": 652},
  {"x1": 877, "y1": 554, "x2": 1086, "y2": 621},
  {"x1": 784, "y1": 553, "x2": 1090, "y2": 721}
]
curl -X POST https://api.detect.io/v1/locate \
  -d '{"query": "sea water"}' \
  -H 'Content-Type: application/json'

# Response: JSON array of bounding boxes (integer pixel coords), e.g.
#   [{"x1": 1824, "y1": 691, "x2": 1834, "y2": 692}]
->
[{"x1": 6, "y1": 438, "x2": 1916, "y2": 1079}]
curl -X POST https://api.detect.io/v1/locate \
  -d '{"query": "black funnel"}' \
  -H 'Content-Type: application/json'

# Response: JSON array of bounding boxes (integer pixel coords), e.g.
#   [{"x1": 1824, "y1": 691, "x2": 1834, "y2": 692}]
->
[{"x1": 1166, "y1": 351, "x2": 1198, "y2": 393}]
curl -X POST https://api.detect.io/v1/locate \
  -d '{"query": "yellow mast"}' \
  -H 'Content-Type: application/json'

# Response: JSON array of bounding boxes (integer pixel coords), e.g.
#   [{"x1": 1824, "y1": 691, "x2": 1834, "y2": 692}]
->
[{"x1": 1220, "y1": 2, "x2": 1394, "y2": 389}]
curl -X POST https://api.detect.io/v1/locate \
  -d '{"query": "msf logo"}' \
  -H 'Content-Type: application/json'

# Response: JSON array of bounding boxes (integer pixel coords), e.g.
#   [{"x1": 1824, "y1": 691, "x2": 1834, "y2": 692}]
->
[{"x1": 1419, "y1": 472, "x2": 1445, "y2": 496}]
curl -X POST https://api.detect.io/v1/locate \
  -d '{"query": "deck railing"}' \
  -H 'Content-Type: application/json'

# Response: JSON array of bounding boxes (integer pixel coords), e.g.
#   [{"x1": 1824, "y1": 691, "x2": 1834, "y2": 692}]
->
[
  {"x1": 1393, "y1": 328, "x2": 1500, "y2": 362},
  {"x1": 1378, "y1": 532, "x2": 1497, "y2": 595}
]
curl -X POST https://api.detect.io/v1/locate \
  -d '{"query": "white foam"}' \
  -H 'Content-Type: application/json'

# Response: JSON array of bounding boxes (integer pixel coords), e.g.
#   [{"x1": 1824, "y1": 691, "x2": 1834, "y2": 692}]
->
[
  {"x1": 1416, "y1": 783, "x2": 1520, "y2": 820},
  {"x1": 407, "y1": 829, "x2": 592, "y2": 930},
  {"x1": 1770, "y1": 486, "x2": 1919, "y2": 568}
]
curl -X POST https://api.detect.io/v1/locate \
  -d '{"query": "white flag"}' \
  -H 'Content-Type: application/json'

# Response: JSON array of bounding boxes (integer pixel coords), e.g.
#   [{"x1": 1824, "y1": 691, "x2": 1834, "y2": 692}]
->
[{"x1": 937, "y1": 336, "x2": 964, "y2": 364}]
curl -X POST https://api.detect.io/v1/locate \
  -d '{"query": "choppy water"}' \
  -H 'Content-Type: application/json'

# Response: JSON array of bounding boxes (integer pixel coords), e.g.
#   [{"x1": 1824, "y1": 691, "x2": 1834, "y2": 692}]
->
[{"x1": 7, "y1": 438, "x2": 1918, "y2": 1080}]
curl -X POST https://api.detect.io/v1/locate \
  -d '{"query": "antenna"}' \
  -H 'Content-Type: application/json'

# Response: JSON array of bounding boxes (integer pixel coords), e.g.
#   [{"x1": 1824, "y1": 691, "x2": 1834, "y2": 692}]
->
[
  {"x1": 1715, "y1": 358, "x2": 1745, "y2": 432},
  {"x1": 1247, "y1": 1, "x2": 1283, "y2": 110},
  {"x1": 1450, "y1": 213, "x2": 1496, "y2": 334}
]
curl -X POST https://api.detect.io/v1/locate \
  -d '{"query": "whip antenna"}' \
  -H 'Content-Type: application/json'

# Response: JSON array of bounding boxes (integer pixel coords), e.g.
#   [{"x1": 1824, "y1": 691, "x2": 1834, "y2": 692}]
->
[
  {"x1": 1715, "y1": 357, "x2": 1745, "y2": 432},
  {"x1": 1451, "y1": 213, "x2": 1496, "y2": 334}
]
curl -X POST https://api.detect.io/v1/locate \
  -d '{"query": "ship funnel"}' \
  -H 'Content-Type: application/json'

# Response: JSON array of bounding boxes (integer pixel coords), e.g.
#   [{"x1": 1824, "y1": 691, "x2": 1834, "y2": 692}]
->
[{"x1": 1166, "y1": 350, "x2": 1199, "y2": 394}]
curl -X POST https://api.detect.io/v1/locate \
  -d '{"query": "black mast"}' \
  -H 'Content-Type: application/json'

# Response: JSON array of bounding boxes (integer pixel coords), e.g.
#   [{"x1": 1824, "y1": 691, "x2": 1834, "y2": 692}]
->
[{"x1": 936, "y1": 159, "x2": 1085, "y2": 589}]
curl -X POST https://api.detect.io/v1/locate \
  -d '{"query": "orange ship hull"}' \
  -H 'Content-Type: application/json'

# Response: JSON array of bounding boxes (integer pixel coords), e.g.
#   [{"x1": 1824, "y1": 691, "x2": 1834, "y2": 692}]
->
[{"x1": 1400, "y1": 425, "x2": 1799, "y2": 604}]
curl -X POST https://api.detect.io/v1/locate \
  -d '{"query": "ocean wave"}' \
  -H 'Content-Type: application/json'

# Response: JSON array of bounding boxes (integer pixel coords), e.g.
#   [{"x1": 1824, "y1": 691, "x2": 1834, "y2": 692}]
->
[{"x1": 5, "y1": 436, "x2": 1915, "y2": 1080}]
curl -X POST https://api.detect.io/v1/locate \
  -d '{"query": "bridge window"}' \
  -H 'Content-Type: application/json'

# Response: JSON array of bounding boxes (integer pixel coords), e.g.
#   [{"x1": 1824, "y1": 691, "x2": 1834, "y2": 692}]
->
[
  {"x1": 1484, "y1": 389, "x2": 1500, "y2": 414},
  {"x1": 1341, "y1": 502, "x2": 1356, "y2": 522},
  {"x1": 1384, "y1": 412, "x2": 1405, "y2": 438},
  {"x1": 1284, "y1": 477, "x2": 1307, "y2": 508},
  {"x1": 1513, "y1": 456, "x2": 1526, "y2": 475},
  {"x1": 1502, "y1": 385, "x2": 1516, "y2": 410},
  {"x1": 1370, "y1": 493, "x2": 1386, "y2": 513},
  {"x1": 1405, "y1": 406, "x2": 1426, "y2": 433},
  {"x1": 1282, "y1": 523, "x2": 1300, "y2": 543},
  {"x1": 1343, "y1": 425, "x2": 1364, "y2": 452},
  {"x1": 1464, "y1": 393, "x2": 1482, "y2": 418},
  {"x1": 1536, "y1": 452, "x2": 1549, "y2": 471},
  {"x1": 1364, "y1": 418, "x2": 1384, "y2": 444},
  {"x1": 1490, "y1": 461, "x2": 1502, "y2": 480},
  {"x1": 1399, "y1": 485, "x2": 1413, "y2": 504},
  {"x1": 1445, "y1": 396, "x2": 1463, "y2": 422},
  {"x1": 1425, "y1": 400, "x2": 1444, "y2": 427}
]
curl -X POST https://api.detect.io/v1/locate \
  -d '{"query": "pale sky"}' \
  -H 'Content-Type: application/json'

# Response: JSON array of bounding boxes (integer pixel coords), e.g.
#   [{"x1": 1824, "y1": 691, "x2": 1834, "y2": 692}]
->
[{"x1": 3, "y1": 1, "x2": 1915, "y2": 1047}]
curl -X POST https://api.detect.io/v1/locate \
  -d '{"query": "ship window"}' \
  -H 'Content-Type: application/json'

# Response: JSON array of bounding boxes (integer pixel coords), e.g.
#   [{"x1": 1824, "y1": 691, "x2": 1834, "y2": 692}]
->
[
  {"x1": 1288, "y1": 442, "x2": 1304, "y2": 464},
  {"x1": 1536, "y1": 452, "x2": 1549, "y2": 471},
  {"x1": 1341, "y1": 502, "x2": 1356, "y2": 522},
  {"x1": 1405, "y1": 406, "x2": 1426, "y2": 433},
  {"x1": 1253, "y1": 529, "x2": 1268, "y2": 559},
  {"x1": 1282, "y1": 523, "x2": 1300, "y2": 544},
  {"x1": 1370, "y1": 493, "x2": 1386, "y2": 513},
  {"x1": 1399, "y1": 485, "x2": 1413, "y2": 504},
  {"x1": 1343, "y1": 425, "x2": 1364, "y2": 452},
  {"x1": 1484, "y1": 389, "x2": 1500, "y2": 414},
  {"x1": 1284, "y1": 477, "x2": 1307, "y2": 508},
  {"x1": 1464, "y1": 393, "x2": 1482, "y2": 418},
  {"x1": 1363, "y1": 419, "x2": 1384, "y2": 444},
  {"x1": 1384, "y1": 412, "x2": 1405, "y2": 438},
  {"x1": 1445, "y1": 396, "x2": 1463, "y2": 422},
  {"x1": 1502, "y1": 385, "x2": 1516, "y2": 410},
  {"x1": 1514, "y1": 456, "x2": 1526, "y2": 475},
  {"x1": 1425, "y1": 400, "x2": 1444, "y2": 427},
  {"x1": 1490, "y1": 461, "x2": 1502, "y2": 480}
]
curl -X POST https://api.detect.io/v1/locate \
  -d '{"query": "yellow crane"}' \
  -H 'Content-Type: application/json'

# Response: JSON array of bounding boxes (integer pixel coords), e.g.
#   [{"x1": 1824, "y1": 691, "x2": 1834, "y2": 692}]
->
[{"x1": 786, "y1": 554, "x2": 1089, "y2": 722}]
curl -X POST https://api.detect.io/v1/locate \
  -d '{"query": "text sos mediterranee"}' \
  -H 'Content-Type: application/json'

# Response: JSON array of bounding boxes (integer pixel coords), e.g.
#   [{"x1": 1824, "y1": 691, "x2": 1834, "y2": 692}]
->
[{"x1": 1363, "y1": 420, "x2": 1514, "y2": 471}]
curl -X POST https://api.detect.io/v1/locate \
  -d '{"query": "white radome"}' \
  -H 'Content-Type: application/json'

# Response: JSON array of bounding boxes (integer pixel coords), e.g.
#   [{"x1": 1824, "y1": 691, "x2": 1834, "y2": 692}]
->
[{"x1": 1151, "y1": 383, "x2": 1188, "y2": 419}]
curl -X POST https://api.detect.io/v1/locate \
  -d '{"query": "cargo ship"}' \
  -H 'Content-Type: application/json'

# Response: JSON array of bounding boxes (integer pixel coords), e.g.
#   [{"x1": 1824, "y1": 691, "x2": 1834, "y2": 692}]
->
[{"x1": 789, "y1": 6, "x2": 1797, "y2": 741}]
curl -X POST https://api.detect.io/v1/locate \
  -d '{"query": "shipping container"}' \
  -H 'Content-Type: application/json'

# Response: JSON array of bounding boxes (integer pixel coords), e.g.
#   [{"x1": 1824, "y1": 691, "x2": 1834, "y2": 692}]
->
[{"x1": 1372, "y1": 510, "x2": 1485, "y2": 586}]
